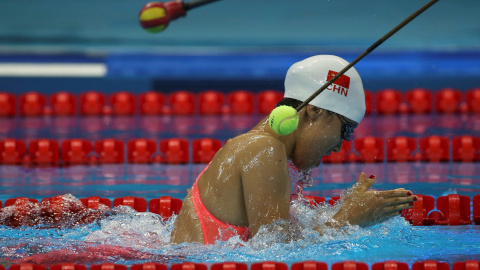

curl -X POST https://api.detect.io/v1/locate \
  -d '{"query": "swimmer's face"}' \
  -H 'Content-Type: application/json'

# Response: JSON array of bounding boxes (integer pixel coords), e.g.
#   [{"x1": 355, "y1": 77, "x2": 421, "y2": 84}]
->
[{"x1": 291, "y1": 106, "x2": 358, "y2": 171}]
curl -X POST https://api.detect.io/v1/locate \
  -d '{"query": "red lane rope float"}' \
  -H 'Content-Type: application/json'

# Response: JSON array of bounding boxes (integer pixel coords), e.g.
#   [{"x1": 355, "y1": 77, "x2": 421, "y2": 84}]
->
[
  {"x1": 0, "y1": 195, "x2": 182, "y2": 228},
  {"x1": 1, "y1": 88, "x2": 479, "y2": 117},
  {"x1": 372, "y1": 261, "x2": 409, "y2": 270},
  {"x1": 1, "y1": 136, "x2": 479, "y2": 166}
]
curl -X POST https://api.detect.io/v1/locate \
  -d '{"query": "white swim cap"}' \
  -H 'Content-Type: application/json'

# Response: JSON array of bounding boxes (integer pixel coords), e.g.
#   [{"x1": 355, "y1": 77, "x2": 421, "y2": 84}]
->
[{"x1": 284, "y1": 55, "x2": 365, "y2": 124}]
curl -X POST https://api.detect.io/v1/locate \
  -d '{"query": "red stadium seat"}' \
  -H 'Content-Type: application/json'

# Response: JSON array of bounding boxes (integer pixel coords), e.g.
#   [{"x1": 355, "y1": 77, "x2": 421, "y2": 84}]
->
[
  {"x1": 453, "y1": 261, "x2": 480, "y2": 270},
  {"x1": 258, "y1": 90, "x2": 283, "y2": 114},
  {"x1": 0, "y1": 92, "x2": 15, "y2": 117},
  {"x1": 50, "y1": 91, "x2": 76, "y2": 116},
  {"x1": 131, "y1": 263, "x2": 167, "y2": 270},
  {"x1": 149, "y1": 196, "x2": 183, "y2": 220},
  {"x1": 412, "y1": 261, "x2": 450, "y2": 270},
  {"x1": 29, "y1": 139, "x2": 60, "y2": 165},
  {"x1": 387, "y1": 137, "x2": 417, "y2": 162},
  {"x1": 331, "y1": 261, "x2": 368, "y2": 270},
  {"x1": 0, "y1": 139, "x2": 26, "y2": 165},
  {"x1": 62, "y1": 139, "x2": 92, "y2": 165},
  {"x1": 291, "y1": 261, "x2": 328, "y2": 270},
  {"x1": 376, "y1": 89, "x2": 403, "y2": 115},
  {"x1": 127, "y1": 139, "x2": 156, "y2": 164},
  {"x1": 228, "y1": 90, "x2": 254, "y2": 114},
  {"x1": 199, "y1": 90, "x2": 224, "y2": 115},
  {"x1": 20, "y1": 91, "x2": 46, "y2": 116},
  {"x1": 406, "y1": 88, "x2": 432, "y2": 114},
  {"x1": 322, "y1": 140, "x2": 351, "y2": 163},
  {"x1": 110, "y1": 91, "x2": 135, "y2": 115},
  {"x1": 466, "y1": 88, "x2": 480, "y2": 113},
  {"x1": 50, "y1": 264, "x2": 87, "y2": 270},
  {"x1": 436, "y1": 88, "x2": 462, "y2": 114},
  {"x1": 364, "y1": 90, "x2": 373, "y2": 115},
  {"x1": 435, "y1": 194, "x2": 471, "y2": 225},
  {"x1": 79, "y1": 196, "x2": 111, "y2": 209},
  {"x1": 251, "y1": 262, "x2": 288, "y2": 270},
  {"x1": 419, "y1": 136, "x2": 449, "y2": 162},
  {"x1": 80, "y1": 91, "x2": 106, "y2": 115},
  {"x1": 474, "y1": 195, "x2": 480, "y2": 225},
  {"x1": 113, "y1": 196, "x2": 147, "y2": 212},
  {"x1": 159, "y1": 138, "x2": 189, "y2": 164},
  {"x1": 192, "y1": 138, "x2": 222, "y2": 163},
  {"x1": 5, "y1": 197, "x2": 39, "y2": 207},
  {"x1": 452, "y1": 136, "x2": 480, "y2": 162},
  {"x1": 171, "y1": 263, "x2": 208, "y2": 270},
  {"x1": 9, "y1": 264, "x2": 46, "y2": 270},
  {"x1": 170, "y1": 91, "x2": 195, "y2": 115},
  {"x1": 402, "y1": 194, "x2": 435, "y2": 226},
  {"x1": 372, "y1": 261, "x2": 409, "y2": 270},
  {"x1": 140, "y1": 91, "x2": 165, "y2": 115},
  {"x1": 94, "y1": 139, "x2": 125, "y2": 163},
  {"x1": 90, "y1": 264, "x2": 127, "y2": 270},
  {"x1": 211, "y1": 263, "x2": 248, "y2": 270},
  {"x1": 354, "y1": 137, "x2": 384, "y2": 162}
]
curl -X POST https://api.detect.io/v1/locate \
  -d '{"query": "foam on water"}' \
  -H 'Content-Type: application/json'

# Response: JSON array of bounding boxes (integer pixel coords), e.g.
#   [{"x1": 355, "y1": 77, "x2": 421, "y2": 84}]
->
[{"x1": 1, "y1": 194, "x2": 480, "y2": 266}]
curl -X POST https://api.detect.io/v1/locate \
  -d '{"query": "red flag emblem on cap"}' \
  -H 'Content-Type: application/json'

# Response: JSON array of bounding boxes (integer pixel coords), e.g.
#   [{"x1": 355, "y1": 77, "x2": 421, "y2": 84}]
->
[{"x1": 327, "y1": 70, "x2": 350, "y2": 89}]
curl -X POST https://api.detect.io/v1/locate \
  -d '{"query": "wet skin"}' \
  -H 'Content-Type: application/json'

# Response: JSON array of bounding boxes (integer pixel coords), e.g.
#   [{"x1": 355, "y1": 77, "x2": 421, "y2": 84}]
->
[{"x1": 171, "y1": 106, "x2": 415, "y2": 244}]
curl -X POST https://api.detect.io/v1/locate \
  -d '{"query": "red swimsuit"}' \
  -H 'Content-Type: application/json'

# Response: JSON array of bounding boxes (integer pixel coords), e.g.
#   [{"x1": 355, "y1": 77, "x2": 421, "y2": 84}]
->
[{"x1": 190, "y1": 165, "x2": 250, "y2": 244}]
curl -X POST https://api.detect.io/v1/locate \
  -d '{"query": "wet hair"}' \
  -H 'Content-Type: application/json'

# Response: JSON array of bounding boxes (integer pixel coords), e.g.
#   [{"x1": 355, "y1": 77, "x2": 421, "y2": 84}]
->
[
  {"x1": 275, "y1": 97, "x2": 303, "y2": 108},
  {"x1": 275, "y1": 98, "x2": 334, "y2": 115}
]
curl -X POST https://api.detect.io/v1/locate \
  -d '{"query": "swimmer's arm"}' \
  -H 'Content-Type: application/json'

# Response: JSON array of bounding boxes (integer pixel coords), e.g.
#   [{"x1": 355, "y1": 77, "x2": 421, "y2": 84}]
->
[{"x1": 240, "y1": 137, "x2": 292, "y2": 238}]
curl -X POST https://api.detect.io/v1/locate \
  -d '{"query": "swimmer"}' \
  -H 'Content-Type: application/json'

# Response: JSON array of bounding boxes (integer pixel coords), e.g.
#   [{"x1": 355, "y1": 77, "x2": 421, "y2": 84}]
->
[{"x1": 171, "y1": 55, "x2": 416, "y2": 244}]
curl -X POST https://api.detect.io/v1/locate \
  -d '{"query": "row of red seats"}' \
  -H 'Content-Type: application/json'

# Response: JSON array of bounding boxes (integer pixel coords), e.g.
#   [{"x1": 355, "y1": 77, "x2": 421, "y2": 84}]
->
[
  {"x1": 0, "y1": 88, "x2": 479, "y2": 117},
  {"x1": 1, "y1": 135, "x2": 478, "y2": 166},
  {"x1": 370, "y1": 87, "x2": 480, "y2": 114},
  {"x1": 0, "y1": 195, "x2": 182, "y2": 221},
  {"x1": 3, "y1": 261, "x2": 480, "y2": 270},
  {"x1": 0, "y1": 138, "x2": 222, "y2": 165},
  {"x1": 1, "y1": 194, "x2": 479, "y2": 226},
  {"x1": 0, "y1": 90, "x2": 283, "y2": 116},
  {"x1": 325, "y1": 135, "x2": 480, "y2": 163}
]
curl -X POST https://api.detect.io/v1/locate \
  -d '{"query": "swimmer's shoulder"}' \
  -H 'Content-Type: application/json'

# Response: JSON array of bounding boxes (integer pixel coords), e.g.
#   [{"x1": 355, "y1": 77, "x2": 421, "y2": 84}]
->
[
  {"x1": 224, "y1": 131, "x2": 287, "y2": 162},
  {"x1": 226, "y1": 131, "x2": 284, "y2": 150}
]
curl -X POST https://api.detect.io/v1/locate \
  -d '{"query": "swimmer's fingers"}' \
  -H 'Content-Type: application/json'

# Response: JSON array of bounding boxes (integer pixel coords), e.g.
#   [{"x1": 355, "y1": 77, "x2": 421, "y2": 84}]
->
[
  {"x1": 353, "y1": 172, "x2": 376, "y2": 192},
  {"x1": 382, "y1": 196, "x2": 415, "y2": 207},
  {"x1": 382, "y1": 203, "x2": 413, "y2": 215},
  {"x1": 375, "y1": 190, "x2": 413, "y2": 198}
]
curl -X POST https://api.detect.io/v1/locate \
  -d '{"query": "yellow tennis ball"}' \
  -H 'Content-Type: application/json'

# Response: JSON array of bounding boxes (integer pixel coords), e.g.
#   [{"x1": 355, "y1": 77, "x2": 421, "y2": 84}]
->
[
  {"x1": 139, "y1": 2, "x2": 170, "y2": 33},
  {"x1": 268, "y1": 105, "x2": 299, "y2": 135}
]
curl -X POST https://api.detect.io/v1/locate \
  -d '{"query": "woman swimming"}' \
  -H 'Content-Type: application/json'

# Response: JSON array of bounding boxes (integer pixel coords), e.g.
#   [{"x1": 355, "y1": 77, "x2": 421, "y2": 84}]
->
[{"x1": 171, "y1": 55, "x2": 416, "y2": 244}]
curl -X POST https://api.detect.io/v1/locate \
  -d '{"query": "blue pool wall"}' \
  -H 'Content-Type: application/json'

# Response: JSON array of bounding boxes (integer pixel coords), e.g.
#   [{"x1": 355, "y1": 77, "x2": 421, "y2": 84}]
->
[{"x1": 0, "y1": 0, "x2": 479, "y2": 93}]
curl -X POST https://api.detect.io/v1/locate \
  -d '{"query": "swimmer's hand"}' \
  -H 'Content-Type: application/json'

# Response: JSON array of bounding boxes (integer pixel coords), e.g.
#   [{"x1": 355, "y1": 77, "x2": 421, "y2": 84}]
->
[{"x1": 328, "y1": 172, "x2": 416, "y2": 228}]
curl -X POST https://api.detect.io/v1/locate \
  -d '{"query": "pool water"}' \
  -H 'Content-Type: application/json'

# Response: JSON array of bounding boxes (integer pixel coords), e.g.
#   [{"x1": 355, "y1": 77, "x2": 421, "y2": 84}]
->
[
  {"x1": 1, "y1": 194, "x2": 480, "y2": 266},
  {"x1": 1, "y1": 114, "x2": 480, "y2": 266}
]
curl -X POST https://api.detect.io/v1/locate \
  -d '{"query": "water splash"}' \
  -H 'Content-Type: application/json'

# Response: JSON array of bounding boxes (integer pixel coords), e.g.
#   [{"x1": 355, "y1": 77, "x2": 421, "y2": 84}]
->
[{"x1": 1, "y1": 194, "x2": 480, "y2": 266}]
